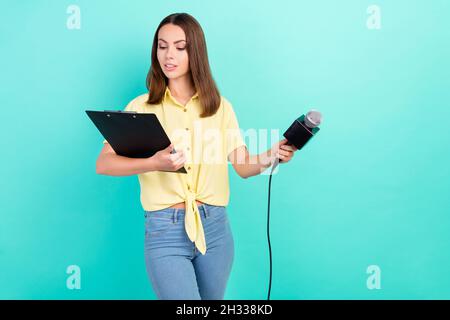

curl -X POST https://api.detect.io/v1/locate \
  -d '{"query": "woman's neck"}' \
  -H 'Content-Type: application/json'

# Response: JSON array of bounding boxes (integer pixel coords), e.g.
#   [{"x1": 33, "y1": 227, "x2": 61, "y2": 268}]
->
[{"x1": 168, "y1": 75, "x2": 196, "y2": 98}]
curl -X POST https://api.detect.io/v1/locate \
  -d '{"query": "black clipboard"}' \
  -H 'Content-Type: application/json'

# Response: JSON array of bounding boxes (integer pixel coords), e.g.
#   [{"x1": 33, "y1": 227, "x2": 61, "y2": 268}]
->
[{"x1": 86, "y1": 110, "x2": 187, "y2": 174}]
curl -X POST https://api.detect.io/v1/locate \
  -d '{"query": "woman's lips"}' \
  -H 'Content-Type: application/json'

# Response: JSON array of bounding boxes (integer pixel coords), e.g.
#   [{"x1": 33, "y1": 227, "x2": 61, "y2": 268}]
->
[{"x1": 164, "y1": 64, "x2": 177, "y2": 71}]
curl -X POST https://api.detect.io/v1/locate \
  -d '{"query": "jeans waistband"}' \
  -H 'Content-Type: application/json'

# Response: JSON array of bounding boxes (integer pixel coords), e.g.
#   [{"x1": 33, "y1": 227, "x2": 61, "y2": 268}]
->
[{"x1": 144, "y1": 203, "x2": 215, "y2": 221}]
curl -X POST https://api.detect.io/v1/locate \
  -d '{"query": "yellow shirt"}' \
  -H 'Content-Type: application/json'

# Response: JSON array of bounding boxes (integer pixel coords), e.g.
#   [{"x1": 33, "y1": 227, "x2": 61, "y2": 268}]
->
[{"x1": 103, "y1": 87, "x2": 246, "y2": 255}]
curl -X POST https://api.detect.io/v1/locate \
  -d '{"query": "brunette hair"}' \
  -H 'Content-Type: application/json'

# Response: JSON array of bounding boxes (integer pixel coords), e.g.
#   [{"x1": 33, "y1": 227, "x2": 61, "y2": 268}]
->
[{"x1": 146, "y1": 13, "x2": 221, "y2": 117}]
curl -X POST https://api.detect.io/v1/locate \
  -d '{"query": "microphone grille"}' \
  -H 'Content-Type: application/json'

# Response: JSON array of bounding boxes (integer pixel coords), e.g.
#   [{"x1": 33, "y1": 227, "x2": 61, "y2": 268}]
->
[{"x1": 305, "y1": 109, "x2": 322, "y2": 128}]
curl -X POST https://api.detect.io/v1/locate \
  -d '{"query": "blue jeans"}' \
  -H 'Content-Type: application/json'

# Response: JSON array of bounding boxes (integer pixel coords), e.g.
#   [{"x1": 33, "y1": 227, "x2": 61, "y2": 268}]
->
[{"x1": 143, "y1": 203, "x2": 235, "y2": 300}]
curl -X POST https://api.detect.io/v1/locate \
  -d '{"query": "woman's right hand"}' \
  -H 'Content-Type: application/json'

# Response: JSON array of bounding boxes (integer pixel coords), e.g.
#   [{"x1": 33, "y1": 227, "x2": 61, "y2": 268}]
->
[{"x1": 149, "y1": 144, "x2": 186, "y2": 172}]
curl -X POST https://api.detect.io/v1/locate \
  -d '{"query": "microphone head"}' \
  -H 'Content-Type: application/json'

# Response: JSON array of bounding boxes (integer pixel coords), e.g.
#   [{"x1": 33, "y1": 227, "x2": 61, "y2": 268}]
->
[{"x1": 304, "y1": 109, "x2": 322, "y2": 128}]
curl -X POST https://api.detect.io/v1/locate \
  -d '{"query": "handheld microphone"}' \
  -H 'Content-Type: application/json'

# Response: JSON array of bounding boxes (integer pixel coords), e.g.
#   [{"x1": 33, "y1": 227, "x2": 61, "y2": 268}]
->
[
  {"x1": 266, "y1": 109, "x2": 322, "y2": 301},
  {"x1": 283, "y1": 109, "x2": 322, "y2": 150},
  {"x1": 272, "y1": 109, "x2": 322, "y2": 168}
]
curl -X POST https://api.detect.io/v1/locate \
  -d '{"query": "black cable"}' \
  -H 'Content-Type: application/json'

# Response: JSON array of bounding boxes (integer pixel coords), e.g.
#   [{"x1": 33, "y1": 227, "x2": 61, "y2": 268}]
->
[
  {"x1": 267, "y1": 171, "x2": 273, "y2": 300},
  {"x1": 267, "y1": 158, "x2": 279, "y2": 301}
]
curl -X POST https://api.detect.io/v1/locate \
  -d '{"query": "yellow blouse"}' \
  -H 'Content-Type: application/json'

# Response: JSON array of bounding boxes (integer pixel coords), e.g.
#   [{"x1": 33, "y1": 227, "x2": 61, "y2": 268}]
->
[{"x1": 103, "y1": 87, "x2": 246, "y2": 255}]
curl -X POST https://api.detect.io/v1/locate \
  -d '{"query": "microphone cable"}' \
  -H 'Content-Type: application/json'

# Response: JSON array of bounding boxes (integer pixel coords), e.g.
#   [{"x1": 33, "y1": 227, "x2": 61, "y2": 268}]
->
[{"x1": 267, "y1": 157, "x2": 280, "y2": 300}]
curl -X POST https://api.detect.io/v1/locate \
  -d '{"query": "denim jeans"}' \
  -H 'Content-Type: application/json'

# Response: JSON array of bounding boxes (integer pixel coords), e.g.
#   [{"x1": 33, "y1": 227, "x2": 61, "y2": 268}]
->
[{"x1": 143, "y1": 203, "x2": 235, "y2": 300}]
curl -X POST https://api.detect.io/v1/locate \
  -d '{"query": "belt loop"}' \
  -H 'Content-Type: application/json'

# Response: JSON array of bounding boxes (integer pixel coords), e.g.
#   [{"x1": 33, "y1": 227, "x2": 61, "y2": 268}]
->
[
  {"x1": 174, "y1": 209, "x2": 178, "y2": 223},
  {"x1": 204, "y1": 204, "x2": 209, "y2": 219}
]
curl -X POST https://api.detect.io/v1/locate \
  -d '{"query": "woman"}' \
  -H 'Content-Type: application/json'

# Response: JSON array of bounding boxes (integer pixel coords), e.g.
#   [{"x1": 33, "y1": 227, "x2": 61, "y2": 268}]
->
[{"x1": 96, "y1": 13, "x2": 296, "y2": 300}]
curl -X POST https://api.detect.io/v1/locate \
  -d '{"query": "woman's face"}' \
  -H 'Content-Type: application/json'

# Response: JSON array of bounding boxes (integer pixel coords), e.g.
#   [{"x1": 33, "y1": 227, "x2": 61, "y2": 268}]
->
[{"x1": 157, "y1": 23, "x2": 190, "y2": 80}]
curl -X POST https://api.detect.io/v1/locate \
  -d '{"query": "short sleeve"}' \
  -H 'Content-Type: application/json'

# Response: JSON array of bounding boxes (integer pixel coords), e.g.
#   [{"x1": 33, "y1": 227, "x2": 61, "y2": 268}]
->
[
  {"x1": 102, "y1": 97, "x2": 137, "y2": 144},
  {"x1": 223, "y1": 98, "x2": 246, "y2": 156}
]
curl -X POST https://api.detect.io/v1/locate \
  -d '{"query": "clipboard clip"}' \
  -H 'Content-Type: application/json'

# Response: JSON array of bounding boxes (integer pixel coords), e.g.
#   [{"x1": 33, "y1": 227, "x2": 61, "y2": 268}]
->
[{"x1": 103, "y1": 110, "x2": 137, "y2": 113}]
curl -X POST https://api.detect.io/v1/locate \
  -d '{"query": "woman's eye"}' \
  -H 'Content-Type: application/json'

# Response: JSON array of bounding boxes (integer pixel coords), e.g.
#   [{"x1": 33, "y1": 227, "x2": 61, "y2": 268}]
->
[{"x1": 158, "y1": 46, "x2": 185, "y2": 51}]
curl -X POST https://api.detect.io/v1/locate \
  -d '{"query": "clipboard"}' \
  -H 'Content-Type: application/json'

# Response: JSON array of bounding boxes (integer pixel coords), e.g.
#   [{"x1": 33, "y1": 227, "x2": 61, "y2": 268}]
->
[{"x1": 86, "y1": 110, "x2": 187, "y2": 174}]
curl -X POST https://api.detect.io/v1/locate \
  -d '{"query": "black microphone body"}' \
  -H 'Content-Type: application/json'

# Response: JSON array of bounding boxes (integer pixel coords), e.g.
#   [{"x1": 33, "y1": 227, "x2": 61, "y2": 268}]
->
[{"x1": 283, "y1": 114, "x2": 321, "y2": 151}]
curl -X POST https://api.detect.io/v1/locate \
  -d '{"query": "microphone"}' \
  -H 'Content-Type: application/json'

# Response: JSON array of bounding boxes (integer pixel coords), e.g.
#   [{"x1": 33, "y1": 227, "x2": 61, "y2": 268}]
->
[
  {"x1": 273, "y1": 109, "x2": 322, "y2": 167},
  {"x1": 283, "y1": 109, "x2": 322, "y2": 151},
  {"x1": 266, "y1": 109, "x2": 322, "y2": 301}
]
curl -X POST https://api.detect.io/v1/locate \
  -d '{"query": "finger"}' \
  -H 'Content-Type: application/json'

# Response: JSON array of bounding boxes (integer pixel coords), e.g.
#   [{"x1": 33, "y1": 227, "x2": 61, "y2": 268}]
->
[
  {"x1": 169, "y1": 150, "x2": 184, "y2": 161},
  {"x1": 177, "y1": 151, "x2": 185, "y2": 161},
  {"x1": 280, "y1": 145, "x2": 295, "y2": 152},
  {"x1": 173, "y1": 154, "x2": 186, "y2": 166},
  {"x1": 279, "y1": 138, "x2": 288, "y2": 145},
  {"x1": 276, "y1": 152, "x2": 285, "y2": 160},
  {"x1": 176, "y1": 159, "x2": 187, "y2": 169},
  {"x1": 174, "y1": 152, "x2": 186, "y2": 163},
  {"x1": 278, "y1": 149, "x2": 292, "y2": 157},
  {"x1": 168, "y1": 153, "x2": 177, "y2": 161}
]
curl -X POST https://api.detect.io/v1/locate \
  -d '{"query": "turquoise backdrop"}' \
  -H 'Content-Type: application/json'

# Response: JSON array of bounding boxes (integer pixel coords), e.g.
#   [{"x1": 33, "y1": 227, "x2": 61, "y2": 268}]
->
[{"x1": 1, "y1": 0, "x2": 449, "y2": 299}]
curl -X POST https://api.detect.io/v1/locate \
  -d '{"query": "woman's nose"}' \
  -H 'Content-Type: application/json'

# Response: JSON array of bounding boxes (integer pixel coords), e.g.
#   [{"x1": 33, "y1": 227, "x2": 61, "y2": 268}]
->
[{"x1": 166, "y1": 46, "x2": 176, "y2": 59}]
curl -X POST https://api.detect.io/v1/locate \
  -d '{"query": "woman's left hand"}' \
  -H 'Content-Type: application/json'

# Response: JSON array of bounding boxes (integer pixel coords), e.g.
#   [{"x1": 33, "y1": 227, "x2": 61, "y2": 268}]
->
[{"x1": 272, "y1": 138, "x2": 297, "y2": 164}]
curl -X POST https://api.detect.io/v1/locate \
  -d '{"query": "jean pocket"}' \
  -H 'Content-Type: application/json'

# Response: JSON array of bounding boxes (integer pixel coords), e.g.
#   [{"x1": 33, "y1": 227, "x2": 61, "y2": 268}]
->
[{"x1": 145, "y1": 215, "x2": 175, "y2": 237}]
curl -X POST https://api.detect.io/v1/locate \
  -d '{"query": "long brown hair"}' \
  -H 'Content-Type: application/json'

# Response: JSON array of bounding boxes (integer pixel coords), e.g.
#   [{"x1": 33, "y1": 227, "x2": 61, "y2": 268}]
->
[{"x1": 146, "y1": 13, "x2": 221, "y2": 117}]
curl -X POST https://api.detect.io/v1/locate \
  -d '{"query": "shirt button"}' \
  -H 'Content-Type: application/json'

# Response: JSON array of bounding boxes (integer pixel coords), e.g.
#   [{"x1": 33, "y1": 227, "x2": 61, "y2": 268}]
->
[
  {"x1": 185, "y1": 128, "x2": 189, "y2": 131},
  {"x1": 187, "y1": 166, "x2": 191, "y2": 170},
  {"x1": 184, "y1": 109, "x2": 187, "y2": 112},
  {"x1": 187, "y1": 185, "x2": 191, "y2": 190},
  {"x1": 187, "y1": 147, "x2": 190, "y2": 151}
]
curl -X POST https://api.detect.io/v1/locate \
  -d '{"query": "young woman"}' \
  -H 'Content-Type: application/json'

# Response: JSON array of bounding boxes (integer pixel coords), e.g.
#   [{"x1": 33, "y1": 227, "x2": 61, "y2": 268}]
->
[{"x1": 96, "y1": 13, "x2": 296, "y2": 300}]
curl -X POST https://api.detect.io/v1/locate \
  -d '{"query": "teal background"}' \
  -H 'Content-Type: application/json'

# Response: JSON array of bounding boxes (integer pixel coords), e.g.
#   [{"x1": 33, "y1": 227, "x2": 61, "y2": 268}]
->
[{"x1": 1, "y1": 0, "x2": 449, "y2": 299}]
